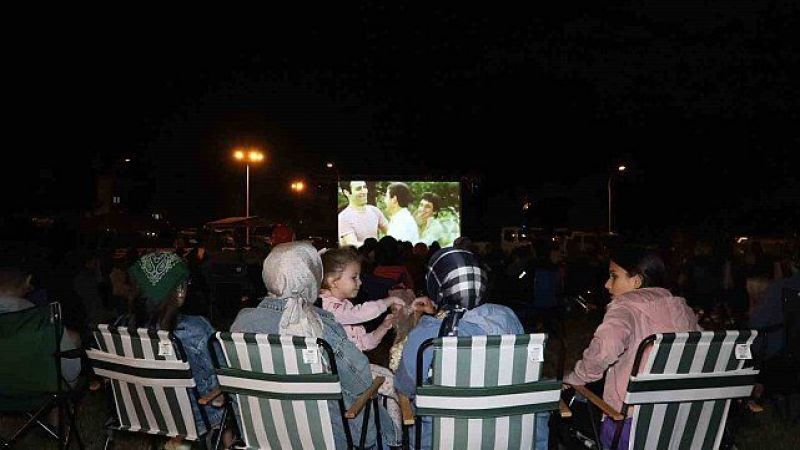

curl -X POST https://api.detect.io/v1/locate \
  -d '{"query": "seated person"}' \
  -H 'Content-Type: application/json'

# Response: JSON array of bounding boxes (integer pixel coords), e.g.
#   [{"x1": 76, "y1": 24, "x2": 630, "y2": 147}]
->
[
  {"x1": 320, "y1": 247, "x2": 406, "y2": 352},
  {"x1": 0, "y1": 266, "x2": 81, "y2": 387},
  {"x1": 230, "y1": 242, "x2": 399, "y2": 449},
  {"x1": 394, "y1": 248, "x2": 548, "y2": 449},
  {"x1": 122, "y1": 252, "x2": 224, "y2": 449},
  {"x1": 563, "y1": 247, "x2": 701, "y2": 450}
]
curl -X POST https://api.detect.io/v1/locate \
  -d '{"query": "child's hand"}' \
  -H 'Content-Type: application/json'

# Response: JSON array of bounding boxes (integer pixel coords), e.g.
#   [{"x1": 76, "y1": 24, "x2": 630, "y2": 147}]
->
[
  {"x1": 383, "y1": 296, "x2": 406, "y2": 309},
  {"x1": 381, "y1": 314, "x2": 395, "y2": 328},
  {"x1": 412, "y1": 297, "x2": 436, "y2": 316}
]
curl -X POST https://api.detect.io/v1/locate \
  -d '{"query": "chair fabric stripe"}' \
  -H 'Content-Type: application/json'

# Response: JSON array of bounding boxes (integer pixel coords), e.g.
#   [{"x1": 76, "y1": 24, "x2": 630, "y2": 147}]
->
[
  {"x1": 118, "y1": 381, "x2": 141, "y2": 431},
  {"x1": 493, "y1": 416, "x2": 509, "y2": 449},
  {"x1": 164, "y1": 386, "x2": 189, "y2": 438},
  {"x1": 132, "y1": 383, "x2": 156, "y2": 432},
  {"x1": 143, "y1": 386, "x2": 168, "y2": 435},
  {"x1": 216, "y1": 374, "x2": 342, "y2": 398},
  {"x1": 317, "y1": 399, "x2": 336, "y2": 449},
  {"x1": 270, "y1": 399, "x2": 294, "y2": 450},
  {"x1": 111, "y1": 380, "x2": 130, "y2": 429},
  {"x1": 520, "y1": 413, "x2": 535, "y2": 450},
  {"x1": 247, "y1": 394, "x2": 270, "y2": 449},
  {"x1": 416, "y1": 387, "x2": 560, "y2": 417},
  {"x1": 237, "y1": 393, "x2": 259, "y2": 449}
]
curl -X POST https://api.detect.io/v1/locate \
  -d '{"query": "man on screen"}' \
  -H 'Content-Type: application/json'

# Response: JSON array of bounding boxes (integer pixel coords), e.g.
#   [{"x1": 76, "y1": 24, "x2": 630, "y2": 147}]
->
[
  {"x1": 415, "y1": 192, "x2": 447, "y2": 246},
  {"x1": 338, "y1": 181, "x2": 388, "y2": 247},
  {"x1": 384, "y1": 182, "x2": 419, "y2": 243}
]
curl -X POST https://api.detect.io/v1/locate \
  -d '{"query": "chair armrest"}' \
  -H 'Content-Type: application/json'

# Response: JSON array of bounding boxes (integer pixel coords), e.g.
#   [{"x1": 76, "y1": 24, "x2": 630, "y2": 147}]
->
[
  {"x1": 397, "y1": 393, "x2": 416, "y2": 426},
  {"x1": 571, "y1": 384, "x2": 624, "y2": 421},
  {"x1": 345, "y1": 376, "x2": 385, "y2": 419},
  {"x1": 559, "y1": 400, "x2": 572, "y2": 418},
  {"x1": 198, "y1": 388, "x2": 225, "y2": 407}
]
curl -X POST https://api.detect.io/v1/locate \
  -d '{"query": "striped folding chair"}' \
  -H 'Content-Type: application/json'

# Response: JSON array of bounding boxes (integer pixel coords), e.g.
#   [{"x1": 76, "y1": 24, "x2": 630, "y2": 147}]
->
[
  {"x1": 413, "y1": 334, "x2": 561, "y2": 450},
  {"x1": 572, "y1": 330, "x2": 759, "y2": 450},
  {"x1": 211, "y1": 332, "x2": 386, "y2": 450},
  {"x1": 86, "y1": 324, "x2": 213, "y2": 449}
]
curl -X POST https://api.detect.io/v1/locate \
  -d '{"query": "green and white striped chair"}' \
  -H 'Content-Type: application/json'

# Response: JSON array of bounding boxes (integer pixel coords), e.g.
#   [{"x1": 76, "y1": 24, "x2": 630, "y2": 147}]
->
[
  {"x1": 580, "y1": 330, "x2": 759, "y2": 450},
  {"x1": 414, "y1": 334, "x2": 561, "y2": 450},
  {"x1": 86, "y1": 324, "x2": 212, "y2": 449},
  {"x1": 211, "y1": 332, "x2": 386, "y2": 450}
]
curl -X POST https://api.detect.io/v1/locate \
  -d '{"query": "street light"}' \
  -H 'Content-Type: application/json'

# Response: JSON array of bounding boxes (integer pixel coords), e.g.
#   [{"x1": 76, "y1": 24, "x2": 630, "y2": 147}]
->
[
  {"x1": 290, "y1": 180, "x2": 306, "y2": 193},
  {"x1": 232, "y1": 147, "x2": 265, "y2": 246},
  {"x1": 608, "y1": 165, "x2": 626, "y2": 234}
]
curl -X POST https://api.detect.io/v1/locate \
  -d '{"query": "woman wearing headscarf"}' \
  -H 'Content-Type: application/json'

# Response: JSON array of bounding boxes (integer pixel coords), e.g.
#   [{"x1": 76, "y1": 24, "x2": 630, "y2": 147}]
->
[
  {"x1": 124, "y1": 251, "x2": 224, "y2": 450},
  {"x1": 394, "y1": 247, "x2": 549, "y2": 449},
  {"x1": 230, "y1": 242, "x2": 399, "y2": 449}
]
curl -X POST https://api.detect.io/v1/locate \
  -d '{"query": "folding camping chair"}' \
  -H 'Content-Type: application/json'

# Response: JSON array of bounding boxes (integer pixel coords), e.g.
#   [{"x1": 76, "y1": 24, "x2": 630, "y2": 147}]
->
[
  {"x1": 210, "y1": 332, "x2": 387, "y2": 450},
  {"x1": 0, "y1": 302, "x2": 84, "y2": 449},
  {"x1": 86, "y1": 324, "x2": 221, "y2": 449},
  {"x1": 567, "y1": 330, "x2": 759, "y2": 450},
  {"x1": 410, "y1": 333, "x2": 564, "y2": 450}
]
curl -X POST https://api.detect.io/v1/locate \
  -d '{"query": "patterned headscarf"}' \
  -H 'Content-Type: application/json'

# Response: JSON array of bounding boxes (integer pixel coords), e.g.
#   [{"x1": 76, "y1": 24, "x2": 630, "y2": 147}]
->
[
  {"x1": 128, "y1": 252, "x2": 189, "y2": 313},
  {"x1": 425, "y1": 247, "x2": 487, "y2": 336},
  {"x1": 262, "y1": 241, "x2": 324, "y2": 338}
]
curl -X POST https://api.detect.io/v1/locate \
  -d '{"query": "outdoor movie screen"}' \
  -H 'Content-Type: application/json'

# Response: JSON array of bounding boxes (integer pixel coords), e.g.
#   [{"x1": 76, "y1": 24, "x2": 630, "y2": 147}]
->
[{"x1": 337, "y1": 180, "x2": 461, "y2": 248}]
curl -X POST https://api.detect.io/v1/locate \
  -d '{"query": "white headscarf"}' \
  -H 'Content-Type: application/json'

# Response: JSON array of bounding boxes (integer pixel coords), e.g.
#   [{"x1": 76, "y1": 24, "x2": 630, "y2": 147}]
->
[{"x1": 262, "y1": 241, "x2": 324, "y2": 338}]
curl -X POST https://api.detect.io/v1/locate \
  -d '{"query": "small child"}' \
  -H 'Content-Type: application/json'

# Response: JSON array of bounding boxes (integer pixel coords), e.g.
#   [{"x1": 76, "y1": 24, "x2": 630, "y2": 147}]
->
[{"x1": 320, "y1": 247, "x2": 406, "y2": 351}]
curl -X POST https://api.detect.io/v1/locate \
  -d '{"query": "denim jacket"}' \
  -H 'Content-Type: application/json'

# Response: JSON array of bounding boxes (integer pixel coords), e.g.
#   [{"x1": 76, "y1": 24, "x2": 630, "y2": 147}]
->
[
  {"x1": 231, "y1": 297, "x2": 399, "y2": 449},
  {"x1": 172, "y1": 314, "x2": 224, "y2": 433}
]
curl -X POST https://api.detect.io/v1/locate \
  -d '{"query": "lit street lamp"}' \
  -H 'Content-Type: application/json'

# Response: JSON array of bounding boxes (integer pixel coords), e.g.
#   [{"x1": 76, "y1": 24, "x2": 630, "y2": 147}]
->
[
  {"x1": 290, "y1": 180, "x2": 306, "y2": 193},
  {"x1": 608, "y1": 165, "x2": 626, "y2": 234},
  {"x1": 233, "y1": 148, "x2": 265, "y2": 246}
]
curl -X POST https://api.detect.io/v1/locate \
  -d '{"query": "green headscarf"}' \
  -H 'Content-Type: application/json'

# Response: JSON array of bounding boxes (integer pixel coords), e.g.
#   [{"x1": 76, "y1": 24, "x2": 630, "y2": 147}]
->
[{"x1": 129, "y1": 252, "x2": 189, "y2": 313}]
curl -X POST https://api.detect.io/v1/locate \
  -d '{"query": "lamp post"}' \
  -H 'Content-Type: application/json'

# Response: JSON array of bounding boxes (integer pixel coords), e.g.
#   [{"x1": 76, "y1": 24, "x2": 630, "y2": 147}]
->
[
  {"x1": 233, "y1": 148, "x2": 265, "y2": 247},
  {"x1": 608, "y1": 165, "x2": 626, "y2": 234}
]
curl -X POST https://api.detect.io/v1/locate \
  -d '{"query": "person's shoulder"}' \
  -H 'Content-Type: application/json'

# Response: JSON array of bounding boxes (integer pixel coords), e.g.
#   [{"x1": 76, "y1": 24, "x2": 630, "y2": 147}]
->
[
  {"x1": 178, "y1": 314, "x2": 214, "y2": 330},
  {"x1": 405, "y1": 316, "x2": 441, "y2": 345},
  {"x1": 473, "y1": 303, "x2": 516, "y2": 315}
]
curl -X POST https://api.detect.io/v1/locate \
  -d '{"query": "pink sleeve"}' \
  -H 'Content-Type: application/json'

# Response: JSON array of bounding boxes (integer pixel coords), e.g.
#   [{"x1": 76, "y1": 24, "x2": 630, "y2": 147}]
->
[
  {"x1": 328, "y1": 300, "x2": 388, "y2": 325},
  {"x1": 564, "y1": 305, "x2": 634, "y2": 385},
  {"x1": 354, "y1": 322, "x2": 392, "y2": 352}
]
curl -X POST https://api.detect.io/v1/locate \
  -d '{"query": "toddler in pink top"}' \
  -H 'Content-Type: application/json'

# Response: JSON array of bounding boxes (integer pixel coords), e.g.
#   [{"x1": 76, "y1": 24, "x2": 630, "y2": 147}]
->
[{"x1": 320, "y1": 247, "x2": 406, "y2": 351}]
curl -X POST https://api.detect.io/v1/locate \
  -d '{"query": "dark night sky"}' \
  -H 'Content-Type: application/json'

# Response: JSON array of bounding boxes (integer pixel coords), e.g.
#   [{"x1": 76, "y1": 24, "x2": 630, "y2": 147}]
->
[{"x1": 6, "y1": 3, "x2": 799, "y2": 240}]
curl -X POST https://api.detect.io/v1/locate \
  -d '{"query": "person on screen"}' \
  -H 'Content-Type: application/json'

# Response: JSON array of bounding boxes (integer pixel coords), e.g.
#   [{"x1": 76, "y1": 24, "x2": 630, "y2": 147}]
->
[
  {"x1": 415, "y1": 192, "x2": 447, "y2": 246},
  {"x1": 384, "y1": 182, "x2": 419, "y2": 243},
  {"x1": 338, "y1": 181, "x2": 388, "y2": 247}
]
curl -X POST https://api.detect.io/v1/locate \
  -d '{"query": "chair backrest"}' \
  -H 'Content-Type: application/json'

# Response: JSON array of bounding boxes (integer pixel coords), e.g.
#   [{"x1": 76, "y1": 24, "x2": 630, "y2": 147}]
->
[
  {"x1": 415, "y1": 334, "x2": 560, "y2": 450},
  {"x1": 0, "y1": 303, "x2": 61, "y2": 404},
  {"x1": 86, "y1": 324, "x2": 202, "y2": 440},
  {"x1": 213, "y1": 332, "x2": 346, "y2": 450},
  {"x1": 783, "y1": 288, "x2": 800, "y2": 363},
  {"x1": 623, "y1": 330, "x2": 759, "y2": 450}
]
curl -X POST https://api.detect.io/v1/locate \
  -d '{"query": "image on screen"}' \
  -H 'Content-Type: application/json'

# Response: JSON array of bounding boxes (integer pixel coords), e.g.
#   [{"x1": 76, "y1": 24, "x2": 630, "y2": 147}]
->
[{"x1": 337, "y1": 180, "x2": 461, "y2": 248}]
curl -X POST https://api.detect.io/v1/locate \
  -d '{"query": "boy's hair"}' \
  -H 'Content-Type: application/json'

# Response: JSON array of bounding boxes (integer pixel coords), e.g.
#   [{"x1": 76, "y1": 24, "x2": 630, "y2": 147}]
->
[{"x1": 321, "y1": 247, "x2": 361, "y2": 289}]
